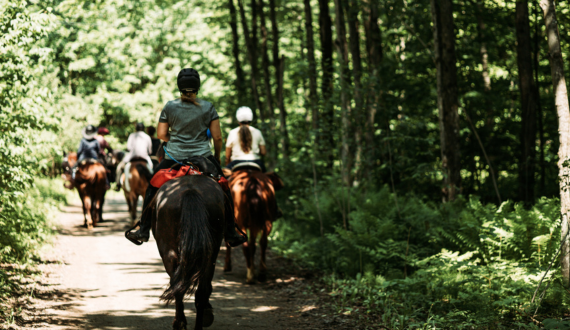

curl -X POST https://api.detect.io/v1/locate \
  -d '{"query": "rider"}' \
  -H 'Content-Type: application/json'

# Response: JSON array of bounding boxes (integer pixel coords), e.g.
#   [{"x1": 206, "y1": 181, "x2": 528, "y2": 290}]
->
[
  {"x1": 95, "y1": 127, "x2": 113, "y2": 163},
  {"x1": 224, "y1": 106, "x2": 267, "y2": 173},
  {"x1": 125, "y1": 68, "x2": 247, "y2": 247},
  {"x1": 146, "y1": 126, "x2": 161, "y2": 170},
  {"x1": 114, "y1": 123, "x2": 153, "y2": 191},
  {"x1": 71, "y1": 125, "x2": 101, "y2": 181}
]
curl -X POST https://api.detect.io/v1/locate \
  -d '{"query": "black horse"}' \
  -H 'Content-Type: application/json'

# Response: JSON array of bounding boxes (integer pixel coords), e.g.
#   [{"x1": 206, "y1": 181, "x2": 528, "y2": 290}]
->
[{"x1": 151, "y1": 174, "x2": 225, "y2": 330}]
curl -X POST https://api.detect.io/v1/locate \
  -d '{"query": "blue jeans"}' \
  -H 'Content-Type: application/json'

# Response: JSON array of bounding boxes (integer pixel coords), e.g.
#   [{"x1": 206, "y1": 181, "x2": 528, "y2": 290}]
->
[{"x1": 226, "y1": 159, "x2": 266, "y2": 172}]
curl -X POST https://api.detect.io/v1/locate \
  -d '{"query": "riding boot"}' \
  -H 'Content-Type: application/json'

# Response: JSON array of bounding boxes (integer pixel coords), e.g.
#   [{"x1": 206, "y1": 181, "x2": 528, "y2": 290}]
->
[
  {"x1": 223, "y1": 195, "x2": 247, "y2": 247},
  {"x1": 125, "y1": 185, "x2": 157, "y2": 244}
]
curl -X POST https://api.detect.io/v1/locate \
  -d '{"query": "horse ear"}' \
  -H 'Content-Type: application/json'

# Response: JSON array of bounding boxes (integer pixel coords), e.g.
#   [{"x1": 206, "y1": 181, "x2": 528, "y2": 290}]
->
[{"x1": 266, "y1": 172, "x2": 284, "y2": 191}]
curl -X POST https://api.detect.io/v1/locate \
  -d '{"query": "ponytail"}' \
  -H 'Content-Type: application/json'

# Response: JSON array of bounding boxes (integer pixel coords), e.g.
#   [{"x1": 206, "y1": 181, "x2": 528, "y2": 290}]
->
[
  {"x1": 238, "y1": 124, "x2": 253, "y2": 153},
  {"x1": 180, "y1": 92, "x2": 199, "y2": 106}
]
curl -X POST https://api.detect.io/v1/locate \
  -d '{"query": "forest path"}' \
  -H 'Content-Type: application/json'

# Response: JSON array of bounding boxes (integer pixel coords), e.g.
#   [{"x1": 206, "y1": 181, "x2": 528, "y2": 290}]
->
[{"x1": 28, "y1": 195, "x2": 322, "y2": 330}]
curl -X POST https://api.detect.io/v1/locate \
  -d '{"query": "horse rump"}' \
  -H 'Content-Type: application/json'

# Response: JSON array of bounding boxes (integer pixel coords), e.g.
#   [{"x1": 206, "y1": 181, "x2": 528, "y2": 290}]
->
[
  {"x1": 134, "y1": 162, "x2": 152, "y2": 182},
  {"x1": 160, "y1": 190, "x2": 214, "y2": 304}
]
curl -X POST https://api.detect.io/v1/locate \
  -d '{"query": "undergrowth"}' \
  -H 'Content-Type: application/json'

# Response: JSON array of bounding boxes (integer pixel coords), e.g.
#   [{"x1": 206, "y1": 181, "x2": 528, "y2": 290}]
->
[
  {"x1": 0, "y1": 178, "x2": 69, "y2": 325},
  {"x1": 272, "y1": 180, "x2": 569, "y2": 329}
]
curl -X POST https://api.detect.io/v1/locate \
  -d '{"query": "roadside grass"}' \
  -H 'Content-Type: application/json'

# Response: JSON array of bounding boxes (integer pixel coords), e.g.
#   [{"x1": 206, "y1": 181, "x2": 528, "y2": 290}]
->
[{"x1": 0, "y1": 178, "x2": 71, "y2": 326}]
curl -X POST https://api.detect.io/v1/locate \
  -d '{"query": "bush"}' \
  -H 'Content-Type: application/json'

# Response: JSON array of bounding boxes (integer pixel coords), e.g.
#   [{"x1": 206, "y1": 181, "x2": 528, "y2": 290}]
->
[{"x1": 272, "y1": 181, "x2": 567, "y2": 328}]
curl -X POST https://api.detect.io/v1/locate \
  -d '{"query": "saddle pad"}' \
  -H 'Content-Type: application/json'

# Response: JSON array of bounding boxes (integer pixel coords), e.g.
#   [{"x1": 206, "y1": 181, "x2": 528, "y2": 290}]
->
[
  {"x1": 122, "y1": 162, "x2": 132, "y2": 192},
  {"x1": 150, "y1": 165, "x2": 202, "y2": 188},
  {"x1": 150, "y1": 165, "x2": 230, "y2": 191}
]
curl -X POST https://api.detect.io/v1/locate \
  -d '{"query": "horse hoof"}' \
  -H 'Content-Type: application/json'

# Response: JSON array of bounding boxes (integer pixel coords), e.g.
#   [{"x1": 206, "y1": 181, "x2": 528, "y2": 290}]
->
[
  {"x1": 223, "y1": 265, "x2": 232, "y2": 273},
  {"x1": 258, "y1": 272, "x2": 267, "y2": 282},
  {"x1": 202, "y1": 308, "x2": 214, "y2": 327},
  {"x1": 172, "y1": 319, "x2": 187, "y2": 330}
]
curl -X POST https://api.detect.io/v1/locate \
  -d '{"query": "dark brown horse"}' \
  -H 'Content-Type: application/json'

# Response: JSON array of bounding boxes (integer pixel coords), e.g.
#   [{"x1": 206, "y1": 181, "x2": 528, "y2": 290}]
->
[
  {"x1": 63, "y1": 152, "x2": 107, "y2": 229},
  {"x1": 224, "y1": 167, "x2": 283, "y2": 283},
  {"x1": 151, "y1": 175, "x2": 225, "y2": 330},
  {"x1": 120, "y1": 159, "x2": 151, "y2": 226}
]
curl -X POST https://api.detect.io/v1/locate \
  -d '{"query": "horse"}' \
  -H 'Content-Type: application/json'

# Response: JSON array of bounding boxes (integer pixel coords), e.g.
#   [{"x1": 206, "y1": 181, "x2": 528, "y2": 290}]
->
[
  {"x1": 150, "y1": 174, "x2": 226, "y2": 330},
  {"x1": 223, "y1": 164, "x2": 284, "y2": 283},
  {"x1": 120, "y1": 158, "x2": 152, "y2": 226},
  {"x1": 62, "y1": 152, "x2": 107, "y2": 229}
]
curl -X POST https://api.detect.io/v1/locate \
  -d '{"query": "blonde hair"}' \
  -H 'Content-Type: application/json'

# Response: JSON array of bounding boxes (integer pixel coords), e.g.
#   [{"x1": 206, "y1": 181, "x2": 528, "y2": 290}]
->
[{"x1": 180, "y1": 92, "x2": 199, "y2": 106}]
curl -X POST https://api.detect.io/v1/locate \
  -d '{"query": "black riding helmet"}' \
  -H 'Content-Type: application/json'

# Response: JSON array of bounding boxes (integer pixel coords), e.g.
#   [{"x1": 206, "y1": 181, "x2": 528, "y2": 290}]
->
[
  {"x1": 135, "y1": 122, "x2": 145, "y2": 131},
  {"x1": 177, "y1": 68, "x2": 200, "y2": 93}
]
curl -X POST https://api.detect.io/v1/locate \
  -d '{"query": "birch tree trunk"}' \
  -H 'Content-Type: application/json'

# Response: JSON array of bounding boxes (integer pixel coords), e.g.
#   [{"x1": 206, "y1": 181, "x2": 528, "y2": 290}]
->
[
  {"x1": 516, "y1": 0, "x2": 538, "y2": 204},
  {"x1": 269, "y1": 0, "x2": 289, "y2": 158},
  {"x1": 304, "y1": 0, "x2": 318, "y2": 132},
  {"x1": 334, "y1": 0, "x2": 353, "y2": 186},
  {"x1": 540, "y1": 0, "x2": 570, "y2": 287},
  {"x1": 430, "y1": 0, "x2": 461, "y2": 201}
]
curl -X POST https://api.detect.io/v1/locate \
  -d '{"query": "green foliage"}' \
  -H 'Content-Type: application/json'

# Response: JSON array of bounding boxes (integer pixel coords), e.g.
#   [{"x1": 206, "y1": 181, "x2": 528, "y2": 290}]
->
[{"x1": 273, "y1": 184, "x2": 567, "y2": 327}]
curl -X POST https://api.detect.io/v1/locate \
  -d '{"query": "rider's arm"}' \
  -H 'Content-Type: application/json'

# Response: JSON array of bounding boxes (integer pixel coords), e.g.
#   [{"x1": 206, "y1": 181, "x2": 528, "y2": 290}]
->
[
  {"x1": 225, "y1": 147, "x2": 232, "y2": 165},
  {"x1": 157, "y1": 122, "x2": 170, "y2": 142},
  {"x1": 259, "y1": 145, "x2": 266, "y2": 156},
  {"x1": 209, "y1": 119, "x2": 222, "y2": 164}
]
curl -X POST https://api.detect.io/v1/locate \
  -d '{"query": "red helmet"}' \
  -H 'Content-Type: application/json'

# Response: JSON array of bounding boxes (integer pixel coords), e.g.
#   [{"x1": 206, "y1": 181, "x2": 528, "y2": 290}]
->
[{"x1": 97, "y1": 127, "x2": 110, "y2": 135}]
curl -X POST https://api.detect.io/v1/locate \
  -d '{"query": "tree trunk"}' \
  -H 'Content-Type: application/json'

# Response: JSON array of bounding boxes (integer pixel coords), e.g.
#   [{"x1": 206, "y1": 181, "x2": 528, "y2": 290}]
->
[
  {"x1": 364, "y1": 0, "x2": 382, "y2": 175},
  {"x1": 258, "y1": 0, "x2": 278, "y2": 161},
  {"x1": 534, "y1": 1, "x2": 545, "y2": 195},
  {"x1": 540, "y1": 0, "x2": 570, "y2": 287},
  {"x1": 347, "y1": 0, "x2": 364, "y2": 181},
  {"x1": 304, "y1": 0, "x2": 319, "y2": 133},
  {"x1": 319, "y1": 0, "x2": 334, "y2": 157},
  {"x1": 238, "y1": 0, "x2": 263, "y2": 118},
  {"x1": 229, "y1": 0, "x2": 247, "y2": 126},
  {"x1": 476, "y1": 0, "x2": 491, "y2": 91},
  {"x1": 430, "y1": 0, "x2": 461, "y2": 202},
  {"x1": 516, "y1": 0, "x2": 538, "y2": 205},
  {"x1": 334, "y1": 0, "x2": 352, "y2": 186},
  {"x1": 269, "y1": 0, "x2": 289, "y2": 158}
]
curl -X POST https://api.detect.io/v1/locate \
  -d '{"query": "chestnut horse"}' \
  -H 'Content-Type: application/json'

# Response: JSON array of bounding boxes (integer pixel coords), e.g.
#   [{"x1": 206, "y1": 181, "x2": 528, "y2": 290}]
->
[
  {"x1": 224, "y1": 166, "x2": 283, "y2": 283},
  {"x1": 63, "y1": 152, "x2": 107, "y2": 229},
  {"x1": 151, "y1": 175, "x2": 226, "y2": 330},
  {"x1": 121, "y1": 159, "x2": 152, "y2": 226}
]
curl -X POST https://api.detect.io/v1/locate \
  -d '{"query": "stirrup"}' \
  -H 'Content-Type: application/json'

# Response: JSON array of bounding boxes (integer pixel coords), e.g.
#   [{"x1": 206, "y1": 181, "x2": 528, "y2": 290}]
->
[{"x1": 125, "y1": 221, "x2": 144, "y2": 245}]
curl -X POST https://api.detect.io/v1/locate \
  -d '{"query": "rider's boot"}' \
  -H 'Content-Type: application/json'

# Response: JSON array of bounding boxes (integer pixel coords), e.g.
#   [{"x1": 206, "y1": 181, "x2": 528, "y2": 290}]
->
[
  {"x1": 224, "y1": 217, "x2": 247, "y2": 247},
  {"x1": 125, "y1": 212, "x2": 151, "y2": 244}
]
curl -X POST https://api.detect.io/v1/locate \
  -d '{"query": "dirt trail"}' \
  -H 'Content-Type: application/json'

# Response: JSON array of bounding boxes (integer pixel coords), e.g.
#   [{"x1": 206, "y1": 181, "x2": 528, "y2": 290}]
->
[{"x1": 24, "y1": 195, "x2": 329, "y2": 330}]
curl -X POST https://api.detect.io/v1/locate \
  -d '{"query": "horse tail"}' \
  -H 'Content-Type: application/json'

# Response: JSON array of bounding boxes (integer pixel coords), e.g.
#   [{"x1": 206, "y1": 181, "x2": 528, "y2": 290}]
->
[
  {"x1": 245, "y1": 176, "x2": 267, "y2": 228},
  {"x1": 160, "y1": 190, "x2": 213, "y2": 303},
  {"x1": 134, "y1": 163, "x2": 152, "y2": 182}
]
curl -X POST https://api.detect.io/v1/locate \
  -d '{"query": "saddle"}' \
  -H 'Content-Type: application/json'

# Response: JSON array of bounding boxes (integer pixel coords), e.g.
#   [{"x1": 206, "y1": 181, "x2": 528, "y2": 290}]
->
[
  {"x1": 79, "y1": 158, "x2": 100, "y2": 166},
  {"x1": 150, "y1": 156, "x2": 228, "y2": 190}
]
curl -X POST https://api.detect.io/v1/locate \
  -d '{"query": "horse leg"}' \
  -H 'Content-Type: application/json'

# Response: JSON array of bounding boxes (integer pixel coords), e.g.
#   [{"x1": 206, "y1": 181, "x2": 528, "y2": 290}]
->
[
  {"x1": 242, "y1": 230, "x2": 258, "y2": 284},
  {"x1": 223, "y1": 242, "x2": 232, "y2": 272},
  {"x1": 91, "y1": 195, "x2": 100, "y2": 227},
  {"x1": 83, "y1": 195, "x2": 93, "y2": 229},
  {"x1": 99, "y1": 189, "x2": 106, "y2": 222},
  {"x1": 195, "y1": 262, "x2": 217, "y2": 330},
  {"x1": 258, "y1": 222, "x2": 272, "y2": 282},
  {"x1": 172, "y1": 292, "x2": 187, "y2": 330},
  {"x1": 132, "y1": 194, "x2": 138, "y2": 226}
]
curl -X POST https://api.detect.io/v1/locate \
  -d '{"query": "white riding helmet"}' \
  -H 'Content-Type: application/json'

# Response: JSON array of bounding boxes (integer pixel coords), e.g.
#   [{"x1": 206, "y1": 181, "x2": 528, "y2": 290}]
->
[{"x1": 236, "y1": 106, "x2": 253, "y2": 122}]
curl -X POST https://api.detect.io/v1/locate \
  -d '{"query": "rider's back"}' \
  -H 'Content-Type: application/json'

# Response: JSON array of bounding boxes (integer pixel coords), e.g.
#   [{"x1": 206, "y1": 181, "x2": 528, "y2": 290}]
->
[
  {"x1": 159, "y1": 98, "x2": 218, "y2": 160},
  {"x1": 226, "y1": 126, "x2": 265, "y2": 161}
]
